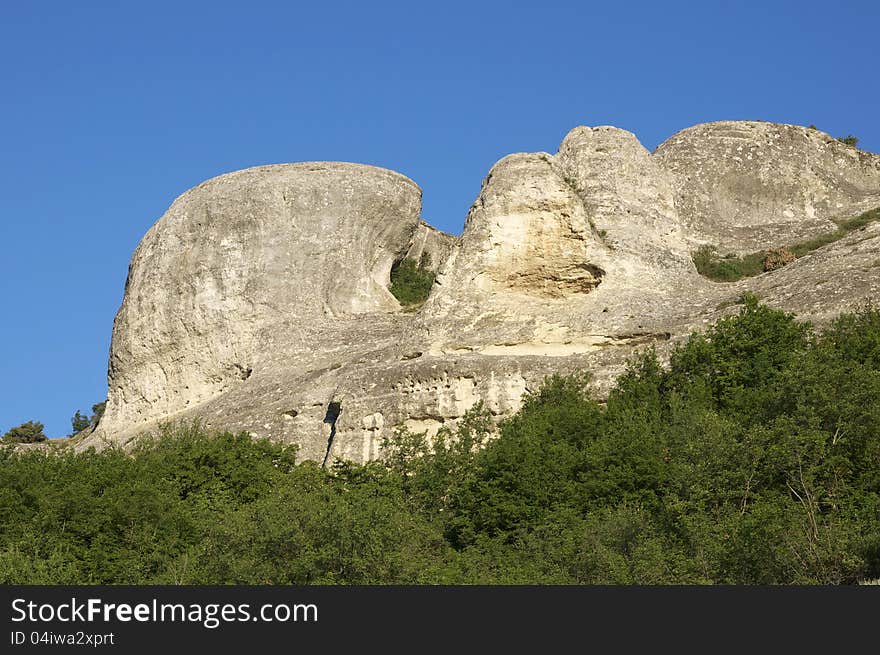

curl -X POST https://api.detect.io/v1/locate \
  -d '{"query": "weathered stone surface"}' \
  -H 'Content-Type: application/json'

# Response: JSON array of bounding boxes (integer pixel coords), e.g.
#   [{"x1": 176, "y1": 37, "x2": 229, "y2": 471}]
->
[
  {"x1": 745, "y1": 220, "x2": 880, "y2": 324},
  {"x1": 81, "y1": 122, "x2": 880, "y2": 462},
  {"x1": 96, "y1": 163, "x2": 424, "y2": 445},
  {"x1": 419, "y1": 127, "x2": 700, "y2": 378},
  {"x1": 404, "y1": 221, "x2": 457, "y2": 272},
  {"x1": 655, "y1": 121, "x2": 880, "y2": 253},
  {"x1": 555, "y1": 125, "x2": 690, "y2": 270}
]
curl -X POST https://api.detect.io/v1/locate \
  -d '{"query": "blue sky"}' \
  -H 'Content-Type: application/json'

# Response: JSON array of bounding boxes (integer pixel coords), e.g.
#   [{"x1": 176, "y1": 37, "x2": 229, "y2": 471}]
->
[{"x1": 1, "y1": 1, "x2": 878, "y2": 438}]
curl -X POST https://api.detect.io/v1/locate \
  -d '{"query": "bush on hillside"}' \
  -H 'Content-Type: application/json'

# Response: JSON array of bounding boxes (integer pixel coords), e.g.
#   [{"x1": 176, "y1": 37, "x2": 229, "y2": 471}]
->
[{"x1": 2, "y1": 421, "x2": 47, "y2": 443}]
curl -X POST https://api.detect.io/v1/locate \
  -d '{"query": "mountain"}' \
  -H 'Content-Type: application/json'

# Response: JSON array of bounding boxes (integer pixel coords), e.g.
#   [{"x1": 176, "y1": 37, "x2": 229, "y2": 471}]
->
[{"x1": 77, "y1": 121, "x2": 880, "y2": 462}]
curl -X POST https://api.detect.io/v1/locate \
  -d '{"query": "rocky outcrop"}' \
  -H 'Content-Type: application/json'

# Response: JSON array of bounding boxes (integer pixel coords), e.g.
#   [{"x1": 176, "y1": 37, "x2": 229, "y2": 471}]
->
[
  {"x1": 555, "y1": 125, "x2": 688, "y2": 269},
  {"x1": 655, "y1": 121, "x2": 880, "y2": 253},
  {"x1": 100, "y1": 163, "x2": 423, "y2": 439},
  {"x1": 83, "y1": 121, "x2": 880, "y2": 461}
]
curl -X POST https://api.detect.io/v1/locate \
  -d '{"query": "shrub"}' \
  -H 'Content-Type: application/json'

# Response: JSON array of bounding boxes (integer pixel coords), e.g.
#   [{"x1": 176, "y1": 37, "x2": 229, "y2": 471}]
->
[
  {"x1": 70, "y1": 412, "x2": 90, "y2": 435},
  {"x1": 691, "y1": 245, "x2": 765, "y2": 281},
  {"x1": 90, "y1": 401, "x2": 106, "y2": 426},
  {"x1": 2, "y1": 421, "x2": 47, "y2": 443},
  {"x1": 69, "y1": 400, "x2": 108, "y2": 436},
  {"x1": 389, "y1": 253, "x2": 434, "y2": 308},
  {"x1": 4, "y1": 302, "x2": 880, "y2": 584}
]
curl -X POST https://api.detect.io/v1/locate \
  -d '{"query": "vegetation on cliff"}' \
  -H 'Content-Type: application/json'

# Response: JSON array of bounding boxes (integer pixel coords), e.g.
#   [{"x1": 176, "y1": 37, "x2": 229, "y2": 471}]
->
[
  {"x1": 2, "y1": 421, "x2": 47, "y2": 444},
  {"x1": 389, "y1": 253, "x2": 434, "y2": 308},
  {"x1": 69, "y1": 401, "x2": 106, "y2": 436},
  {"x1": 692, "y1": 207, "x2": 880, "y2": 282},
  {"x1": 2, "y1": 297, "x2": 879, "y2": 584}
]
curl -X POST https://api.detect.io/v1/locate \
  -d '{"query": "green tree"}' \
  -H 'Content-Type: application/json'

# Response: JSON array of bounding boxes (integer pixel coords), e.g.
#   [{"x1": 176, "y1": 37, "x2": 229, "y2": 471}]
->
[
  {"x1": 89, "y1": 400, "x2": 107, "y2": 428},
  {"x1": 90, "y1": 401, "x2": 106, "y2": 426},
  {"x1": 70, "y1": 411, "x2": 90, "y2": 435},
  {"x1": 2, "y1": 301, "x2": 879, "y2": 585},
  {"x1": 665, "y1": 293, "x2": 812, "y2": 417},
  {"x1": 69, "y1": 400, "x2": 108, "y2": 436},
  {"x1": 2, "y1": 421, "x2": 47, "y2": 443}
]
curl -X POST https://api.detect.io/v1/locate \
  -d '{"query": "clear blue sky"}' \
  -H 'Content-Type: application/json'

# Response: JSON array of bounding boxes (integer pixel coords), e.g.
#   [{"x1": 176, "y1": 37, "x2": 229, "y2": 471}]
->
[{"x1": 1, "y1": 1, "x2": 878, "y2": 438}]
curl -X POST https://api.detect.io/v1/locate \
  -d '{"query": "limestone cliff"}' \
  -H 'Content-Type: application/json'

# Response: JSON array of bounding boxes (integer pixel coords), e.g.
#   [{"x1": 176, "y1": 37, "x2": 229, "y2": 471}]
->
[
  {"x1": 81, "y1": 121, "x2": 880, "y2": 462},
  {"x1": 655, "y1": 121, "x2": 880, "y2": 253}
]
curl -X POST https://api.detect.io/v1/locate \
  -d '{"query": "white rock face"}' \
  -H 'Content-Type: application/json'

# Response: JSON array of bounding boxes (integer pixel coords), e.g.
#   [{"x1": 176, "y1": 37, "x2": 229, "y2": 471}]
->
[
  {"x1": 555, "y1": 126, "x2": 692, "y2": 268},
  {"x1": 101, "y1": 163, "x2": 423, "y2": 438},
  {"x1": 655, "y1": 121, "x2": 880, "y2": 252},
  {"x1": 421, "y1": 126, "x2": 698, "y2": 363},
  {"x1": 84, "y1": 122, "x2": 880, "y2": 462}
]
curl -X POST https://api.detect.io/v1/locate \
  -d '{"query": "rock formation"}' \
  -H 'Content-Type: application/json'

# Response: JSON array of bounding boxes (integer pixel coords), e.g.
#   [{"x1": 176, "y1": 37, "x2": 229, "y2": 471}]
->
[
  {"x1": 79, "y1": 121, "x2": 880, "y2": 463},
  {"x1": 655, "y1": 121, "x2": 880, "y2": 253}
]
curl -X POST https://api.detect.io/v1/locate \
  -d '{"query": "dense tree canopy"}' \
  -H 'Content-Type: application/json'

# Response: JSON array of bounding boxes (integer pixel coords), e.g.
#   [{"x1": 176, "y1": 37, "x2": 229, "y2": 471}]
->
[{"x1": 1, "y1": 300, "x2": 879, "y2": 584}]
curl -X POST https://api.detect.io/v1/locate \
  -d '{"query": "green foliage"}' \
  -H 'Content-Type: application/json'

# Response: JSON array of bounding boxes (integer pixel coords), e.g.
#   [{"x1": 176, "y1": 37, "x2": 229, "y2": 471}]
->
[
  {"x1": 90, "y1": 401, "x2": 106, "y2": 425},
  {"x1": 69, "y1": 401, "x2": 107, "y2": 436},
  {"x1": 692, "y1": 207, "x2": 880, "y2": 281},
  {"x1": 837, "y1": 135, "x2": 859, "y2": 147},
  {"x1": 665, "y1": 293, "x2": 812, "y2": 412},
  {"x1": 389, "y1": 253, "x2": 434, "y2": 308},
  {"x1": 0, "y1": 423, "x2": 456, "y2": 584},
  {"x1": 2, "y1": 421, "x2": 47, "y2": 443},
  {"x1": 70, "y1": 412, "x2": 90, "y2": 435},
  {"x1": 691, "y1": 245, "x2": 765, "y2": 281},
  {"x1": 789, "y1": 208, "x2": 880, "y2": 257},
  {"x1": 3, "y1": 301, "x2": 880, "y2": 584}
]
